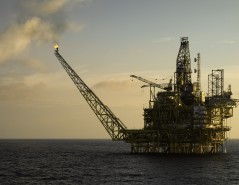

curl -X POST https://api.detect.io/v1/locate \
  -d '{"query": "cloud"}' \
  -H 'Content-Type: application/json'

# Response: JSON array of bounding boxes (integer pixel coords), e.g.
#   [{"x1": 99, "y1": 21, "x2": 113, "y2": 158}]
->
[
  {"x1": 21, "y1": 58, "x2": 48, "y2": 73},
  {"x1": 22, "y1": 0, "x2": 91, "y2": 16},
  {"x1": 0, "y1": 0, "x2": 88, "y2": 64},
  {"x1": 24, "y1": 0, "x2": 69, "y2": 16},
  {"x1": 0, "y1": 80, "x2": 46, "y2": 101},
  {"x1": 93, "y1": 80, "x2": 133, "y2": 90},
  {"x1": 0, "y1": 68, "x2": 71, "y2": 102},
  {"x1": 0, "y1": 62, "x2": 48, "y2": 101},
  {"x1": 0, "y1": 0, "x2": 89, "y2": 102},
  {"x1": 0, "y1": 17, "x2": 59, "y2": 64}
]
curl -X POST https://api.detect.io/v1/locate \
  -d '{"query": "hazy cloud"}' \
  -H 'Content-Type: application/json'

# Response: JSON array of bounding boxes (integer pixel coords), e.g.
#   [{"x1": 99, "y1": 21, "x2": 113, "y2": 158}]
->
[
  {"x1": 0, "y1": 80, "x2": 46, "y2": 101},
  {"x1": 93, "y1": 80, "x2": 133, "y2": 90},
  {"x1": 22, "y1": 0, "x2": 91, "y2": 16},
  {"x1": 0, "y1": 0, "x2": 87, "y2": 64},
  {"x1": 0, "y1": 0, "x2": 90, "y2": 102},
  {"x1": 0, "y1": 17, "x2": 59, "y2": 63},
  {"x1": 21, "y1": 58, "x2": 48, "y2": 73},
  {"x1": 24, "y1": 0, "x2": 69, "y2": 16}
]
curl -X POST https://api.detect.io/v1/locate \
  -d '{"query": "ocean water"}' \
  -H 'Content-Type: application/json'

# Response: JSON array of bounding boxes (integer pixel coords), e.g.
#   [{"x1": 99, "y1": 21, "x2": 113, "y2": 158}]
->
[{"x1": 0, "y1": 139, "x2": 238, "y2": 185}]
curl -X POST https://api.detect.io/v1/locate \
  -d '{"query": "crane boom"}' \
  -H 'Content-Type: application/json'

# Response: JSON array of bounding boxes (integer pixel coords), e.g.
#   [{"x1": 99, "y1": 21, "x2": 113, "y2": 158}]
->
[
  {"x1": 130, "y1": 75, "x2": 172, "y2": 90},
  {"x1": 54, "y1": 46, "x2": 127, "y2": 140}
]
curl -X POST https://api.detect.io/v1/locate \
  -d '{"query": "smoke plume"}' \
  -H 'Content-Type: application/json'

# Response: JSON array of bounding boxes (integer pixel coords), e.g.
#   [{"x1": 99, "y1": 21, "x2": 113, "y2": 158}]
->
[
  {"x1": 0, "y1": 0, "x2": 86, "y2": 64},
  {"x1": 0, "y1": 0, "x2": 88, "y2": 101},
  {"x1": 0, "y1": 17, "x2": 59, "y2": 64}
]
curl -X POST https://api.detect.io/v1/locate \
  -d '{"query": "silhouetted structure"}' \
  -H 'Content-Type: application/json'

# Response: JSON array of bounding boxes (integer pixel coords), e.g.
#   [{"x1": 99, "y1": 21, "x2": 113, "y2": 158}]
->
[{"x1": 54, "y1": 37, "x2": 238, "y2": 154}]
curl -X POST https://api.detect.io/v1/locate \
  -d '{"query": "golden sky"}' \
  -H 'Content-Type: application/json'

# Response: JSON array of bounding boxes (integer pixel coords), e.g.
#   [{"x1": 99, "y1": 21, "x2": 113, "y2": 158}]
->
[{"x1": 0, "y1": 0, "x2": 239, "y2": 139}]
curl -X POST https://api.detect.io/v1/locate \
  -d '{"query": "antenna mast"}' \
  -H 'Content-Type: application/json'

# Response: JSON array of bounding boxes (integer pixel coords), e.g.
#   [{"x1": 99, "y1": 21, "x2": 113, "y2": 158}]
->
[{"x1": 196, "y1": 53, "x2": 201, "y2": 93}]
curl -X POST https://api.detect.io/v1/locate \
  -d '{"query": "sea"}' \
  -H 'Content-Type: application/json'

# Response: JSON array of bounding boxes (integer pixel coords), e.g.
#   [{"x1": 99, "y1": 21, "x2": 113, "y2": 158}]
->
[{"x1": 0, "y1": 139, "x2": 238, "y2": 185}]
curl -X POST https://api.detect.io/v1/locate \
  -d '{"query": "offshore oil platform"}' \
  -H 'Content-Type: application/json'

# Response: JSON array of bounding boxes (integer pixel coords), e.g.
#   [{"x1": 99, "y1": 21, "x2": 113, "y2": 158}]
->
[{"x1": 54, "y1": 37, "x2": 238, "y2": 154}]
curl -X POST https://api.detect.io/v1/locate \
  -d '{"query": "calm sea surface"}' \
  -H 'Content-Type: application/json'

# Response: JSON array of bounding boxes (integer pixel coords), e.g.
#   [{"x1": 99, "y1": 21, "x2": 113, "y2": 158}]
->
[{"x1": 0, "y1": 139, "x2": 238, "y2": 185}]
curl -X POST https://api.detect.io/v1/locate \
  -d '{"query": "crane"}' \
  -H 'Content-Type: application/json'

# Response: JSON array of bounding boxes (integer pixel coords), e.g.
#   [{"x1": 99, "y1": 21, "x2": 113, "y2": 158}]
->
[
  {"x1": 54, "y1": 44, "x2": 127, "y2": 140},
  {"x1": 130, "y1": 75, "x2": 172, "y2": 90},
  {"x1": 130, "y1": 75, "x2": 172, "y2": 108}
]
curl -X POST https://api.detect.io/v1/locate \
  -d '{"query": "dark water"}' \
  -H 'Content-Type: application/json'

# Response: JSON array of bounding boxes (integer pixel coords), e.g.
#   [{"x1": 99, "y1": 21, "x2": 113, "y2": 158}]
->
[{"x1": 0, "y1": 139, "x2": 239, "y2": 185}]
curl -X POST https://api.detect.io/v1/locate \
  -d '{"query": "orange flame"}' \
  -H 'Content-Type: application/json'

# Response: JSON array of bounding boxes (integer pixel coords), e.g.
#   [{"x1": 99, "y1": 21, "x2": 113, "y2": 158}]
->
[{"x1": 54, "y1": 43, "x2": 59, "y2": 49}]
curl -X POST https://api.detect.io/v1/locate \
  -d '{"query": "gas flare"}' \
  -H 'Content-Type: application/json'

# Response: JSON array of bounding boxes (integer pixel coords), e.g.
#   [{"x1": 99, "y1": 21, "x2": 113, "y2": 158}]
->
[{"x1": 54, "y1": 43, "x2": 59, "y2": 49}]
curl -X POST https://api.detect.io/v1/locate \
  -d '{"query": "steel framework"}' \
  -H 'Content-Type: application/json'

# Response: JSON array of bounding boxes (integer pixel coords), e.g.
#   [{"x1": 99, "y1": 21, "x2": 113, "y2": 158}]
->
[
  {"x1": 54, "y1": 47, "x2": 127, "y2": 140},
  {"x1": 53, "y1": 38, "x2": 238, "y2": 154}
]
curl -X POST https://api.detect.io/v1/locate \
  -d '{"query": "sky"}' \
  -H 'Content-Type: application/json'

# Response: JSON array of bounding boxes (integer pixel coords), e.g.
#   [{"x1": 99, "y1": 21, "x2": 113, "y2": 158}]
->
[{"x1": 0, "y1": 0, "x2": 239, "y2": 139}]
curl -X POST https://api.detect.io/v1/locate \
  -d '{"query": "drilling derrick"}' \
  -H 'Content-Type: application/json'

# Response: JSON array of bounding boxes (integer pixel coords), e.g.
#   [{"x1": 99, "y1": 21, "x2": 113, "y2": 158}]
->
[
  {"x1": 175, "y1": 37, "x2": 193, "y2": 105},
  {"x1": 53, "y1": 38, "x2": 238, "y2": 154}
]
